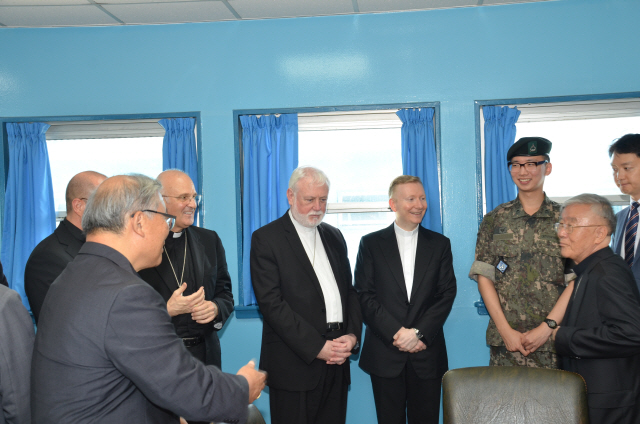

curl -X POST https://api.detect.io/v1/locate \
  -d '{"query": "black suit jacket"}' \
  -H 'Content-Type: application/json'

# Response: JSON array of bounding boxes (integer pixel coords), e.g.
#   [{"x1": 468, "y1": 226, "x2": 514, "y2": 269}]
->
[
  {"x1": 355, "y1": 224, "x2": 456, "y2": 379},
  {"x1": 555, "y1": 247, "x2": 640, "y2": 422},
  {"x1": 138, "y1": 226, "x2": 234, "y2": 368},
  {"x1": 250, "y1": 212, "x2": 363, "y2": 391},
  {"x1": 25, "y1": 219, "x2": 84, "y2": 322}
]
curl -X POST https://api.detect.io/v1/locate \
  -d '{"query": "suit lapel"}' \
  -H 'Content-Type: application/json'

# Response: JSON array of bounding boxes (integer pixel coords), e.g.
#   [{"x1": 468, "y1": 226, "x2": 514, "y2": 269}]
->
[
  {"x1": 380, "y1": 224, "x2": 409, "y2": 300},
  {"x1": 156, "y1": 235, "x2": 183, "y2": 293},
  {"x1": 282, "y1": 213, "x2": 325, "y2": 301},
  {"x1": 410, "y1": 226, "x2": 436, "y2": 301},
  {"x1": 614, "y1": 206, "x2": 629, "y2": 255}
]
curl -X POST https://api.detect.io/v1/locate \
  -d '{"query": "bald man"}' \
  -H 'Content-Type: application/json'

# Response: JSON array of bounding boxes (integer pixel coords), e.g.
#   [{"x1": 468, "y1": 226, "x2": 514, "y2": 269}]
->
[
  {"x1": 138, "y1": 170, "x2": 234, "y2": 373},
  {"x1": 25, "y1": 170, "x2": 106, "y2": 322}
]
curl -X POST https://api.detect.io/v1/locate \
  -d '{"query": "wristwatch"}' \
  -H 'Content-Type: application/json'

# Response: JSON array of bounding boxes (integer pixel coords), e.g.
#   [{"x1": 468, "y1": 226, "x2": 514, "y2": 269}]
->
[
  {"x1": 544, "y1": 318, "x2": 558, "y2": 329},
  {"x1": 413, "y1": 328, "x2": 424, "y2": 340}
]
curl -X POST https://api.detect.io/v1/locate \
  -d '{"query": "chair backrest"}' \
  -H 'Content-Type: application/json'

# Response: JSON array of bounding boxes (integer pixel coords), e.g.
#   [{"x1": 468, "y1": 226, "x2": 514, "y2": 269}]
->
[{"x1": 442, "y1": 366, "x2": 589, "y2": 424}]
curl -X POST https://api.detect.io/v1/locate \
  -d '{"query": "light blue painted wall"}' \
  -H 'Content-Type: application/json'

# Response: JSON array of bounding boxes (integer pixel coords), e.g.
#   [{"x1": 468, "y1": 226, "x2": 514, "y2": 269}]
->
[{"x1": 1, "y1": 0, "x2": 639, "y2": 422}]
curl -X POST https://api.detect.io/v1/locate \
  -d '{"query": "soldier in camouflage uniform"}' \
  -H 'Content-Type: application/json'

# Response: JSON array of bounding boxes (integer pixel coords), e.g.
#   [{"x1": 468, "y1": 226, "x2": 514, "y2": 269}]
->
[{"x1": 469, "y1": 137, "x2": 575, "y2": 369}]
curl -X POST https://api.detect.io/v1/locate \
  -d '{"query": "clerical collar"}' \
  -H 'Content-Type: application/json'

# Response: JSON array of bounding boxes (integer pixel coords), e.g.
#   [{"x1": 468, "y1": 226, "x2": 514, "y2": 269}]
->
[
  {"x1": 394, "y1": 222, "x2": 419, "y2": 237},
  {"x1": 172, "y1": 231, "x2": 184, "y2": 238}
]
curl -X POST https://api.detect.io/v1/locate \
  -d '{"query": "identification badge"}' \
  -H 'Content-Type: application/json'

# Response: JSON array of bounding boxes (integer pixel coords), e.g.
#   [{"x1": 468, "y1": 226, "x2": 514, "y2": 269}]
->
[{"x1": 496, "y1": 256, "x2": 509, "y2": 274}]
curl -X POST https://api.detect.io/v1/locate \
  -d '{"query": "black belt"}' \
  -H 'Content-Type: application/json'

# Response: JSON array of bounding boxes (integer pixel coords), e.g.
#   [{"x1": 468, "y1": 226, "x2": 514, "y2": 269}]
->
[
  {"x1": 326, "y1": 322, "x2": 344, "y2": 331},
  {"x1": 182, "y1": 336, "x2": 205, "y2": 348}
]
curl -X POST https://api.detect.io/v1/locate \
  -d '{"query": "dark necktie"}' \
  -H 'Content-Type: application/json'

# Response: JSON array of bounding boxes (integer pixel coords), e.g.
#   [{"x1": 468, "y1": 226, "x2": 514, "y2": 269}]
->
[{"x1": 625, "y1": 202, "x2": 639, "y2": 267}]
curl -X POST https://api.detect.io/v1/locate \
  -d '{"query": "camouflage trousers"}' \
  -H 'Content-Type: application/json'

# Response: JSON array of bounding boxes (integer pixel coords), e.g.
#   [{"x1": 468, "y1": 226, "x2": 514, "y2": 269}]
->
[{"x1": 489, "y1": 346, "x2": 558, "y2": 369}]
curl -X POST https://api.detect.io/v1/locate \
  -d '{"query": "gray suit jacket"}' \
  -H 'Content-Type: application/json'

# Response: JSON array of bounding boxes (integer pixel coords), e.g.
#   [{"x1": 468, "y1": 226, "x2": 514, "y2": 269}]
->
[
  {"x1": 32, "y1": 242, "x2": 248, "y2": 424},
  {"x1": 612, "y1": 206, "x2": 640, "y2": 293},
  {"x1": 0, "y1": 284, "x2": 35, "y2": 424}
]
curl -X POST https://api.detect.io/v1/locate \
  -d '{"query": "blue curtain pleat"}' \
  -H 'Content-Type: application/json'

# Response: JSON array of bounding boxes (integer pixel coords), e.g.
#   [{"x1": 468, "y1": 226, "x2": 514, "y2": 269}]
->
[
  {"x1": 397, "y1": 108, "x2": 442, "y2": 234},
  {"x1": 159, "y1": 117, "x2": 199, "y2": 223},
  {"x1": 241, "y1": 114, "x2": 298, "y2": 306},
  {"x1": 1, "y1": 122, "x2": 55, "y2": 311},
  {"x1": 483, "y1": 106, "x2": 521, "y2": 212}
]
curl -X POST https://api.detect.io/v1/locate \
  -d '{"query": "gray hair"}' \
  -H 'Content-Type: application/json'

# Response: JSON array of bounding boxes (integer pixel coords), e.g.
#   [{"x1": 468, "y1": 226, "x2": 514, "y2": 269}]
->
[
  {"x1": 82, "y1": 174, "x2": 163, "y2": 235},
  {"x1": 288, "y1": 166, "x2": 330, "y2": 193},
  {"x1": 561, "y1": 193, "x2": 617, "y2": 235}
]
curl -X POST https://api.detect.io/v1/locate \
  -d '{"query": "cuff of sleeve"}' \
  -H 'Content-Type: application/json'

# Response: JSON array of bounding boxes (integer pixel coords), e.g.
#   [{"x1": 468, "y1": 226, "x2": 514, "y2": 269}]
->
[
  {"x1": 469, "y1": 260, "x2": 495, "y2": 282},
  {"x1": 564, "y1": 272, "x2": 577, "y2": 284}
]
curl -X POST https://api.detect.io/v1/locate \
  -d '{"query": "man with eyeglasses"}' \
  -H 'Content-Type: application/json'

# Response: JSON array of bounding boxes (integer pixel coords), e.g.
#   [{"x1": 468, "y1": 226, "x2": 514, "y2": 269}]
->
[
  {"x1": 552, "y1": 193, "x2": 640, "y2": 424},
  {"x1": 138, "y1": 170, "x2": 234, "y2": 376},
  {"x1": 25, "y1": 170, "x2": 106, "y2": 323},
  {"x1": 32, "y1": 174, "x2": 265, "y2": 424},
  {"x1": 470, "y1": 137, "x2": 574, "y2": 369},
  {"x1": 609, "y1": 134, "x2": 640, "y2": 294}
]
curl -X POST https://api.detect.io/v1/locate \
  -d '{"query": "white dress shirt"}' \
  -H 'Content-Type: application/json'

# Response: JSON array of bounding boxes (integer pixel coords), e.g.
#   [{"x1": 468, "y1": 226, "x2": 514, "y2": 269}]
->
[
  {"x1": 289, "y1": 211, "x2": 343, "y2": 322},
  {"x1": 394, "y1": 222, "x2": 419, "y2": 301}
]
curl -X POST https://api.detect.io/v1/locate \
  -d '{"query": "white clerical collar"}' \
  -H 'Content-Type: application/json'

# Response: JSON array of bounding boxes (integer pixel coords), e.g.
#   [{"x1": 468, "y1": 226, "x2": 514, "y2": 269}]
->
[
  {"x1": 172, "y1": 231, "x2": 184, "y2": 238},
  {"x1": 289, "y1": 210, "x2": 317, "y2": 234},
  {"x1": 394, "y1": 222, "x2": 419, "y2": 237}
]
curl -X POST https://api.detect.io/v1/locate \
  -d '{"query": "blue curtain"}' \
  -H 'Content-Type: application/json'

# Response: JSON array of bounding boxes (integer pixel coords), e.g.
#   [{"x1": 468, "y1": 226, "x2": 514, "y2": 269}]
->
[
  {"x1": 159, "y1": 117, "x2": 199, "y2": 223},
  {"x1": 240, "y1": 114, "x2": 298, "y2": 306},
  {"x1": 483, "y1": 106, "x2": 521, "y2": 211},
  {"x1": 397, "y1": 108, "x2": 442, "y2": 234},
  {"x1": 1, "y1": 122, "x2": 55, "y2": 311}
]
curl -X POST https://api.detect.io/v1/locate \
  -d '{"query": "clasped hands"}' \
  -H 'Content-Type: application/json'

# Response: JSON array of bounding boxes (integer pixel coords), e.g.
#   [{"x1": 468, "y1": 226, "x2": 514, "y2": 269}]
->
[
  {"x1": 167, "y1": 283, "x2": 218, "y2": 324},
  {"x1": 316, "y1": 334, "x2": 357, "y2": 365},
  {"x1": 393, "y1": 327, "x2": 426, "y2": 353},
  {"x1": 502, "y1": 323, "x2": 554, "y2": 356}
]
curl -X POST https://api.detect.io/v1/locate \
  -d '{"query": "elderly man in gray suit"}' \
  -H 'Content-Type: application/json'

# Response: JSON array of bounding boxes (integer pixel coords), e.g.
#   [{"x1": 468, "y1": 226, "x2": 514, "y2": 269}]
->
[{"x1": 31, "y1": 174, "x2": 266, "y2": 424}]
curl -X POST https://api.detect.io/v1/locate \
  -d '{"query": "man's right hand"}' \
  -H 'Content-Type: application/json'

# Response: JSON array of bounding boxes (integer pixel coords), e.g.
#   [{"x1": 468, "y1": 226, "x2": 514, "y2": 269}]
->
[
  {"x1": 316, "y1": 340, "x2": 336, "y2": 363},
  {"x1": 500, "y1": 327, "x2": 530, "y2": 356},
  {"x1": 166, "y1": 284, "x2": 205, "y2": 317},
  {"x1": 236, "y1": 360, "x2": 267, "y2": 404}
]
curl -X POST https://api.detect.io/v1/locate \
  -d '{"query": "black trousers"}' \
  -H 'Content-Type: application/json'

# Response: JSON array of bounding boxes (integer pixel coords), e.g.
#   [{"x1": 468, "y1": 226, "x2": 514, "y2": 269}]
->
[
  {"x1": 184, "y1": 341, "x2": 208, "y2": 424},
  {"x1": 269, "y1": 329, "x2": 349, "y2": 424},
  {"x1": 370, "y1": 360, "x2": 442, "y2": 424}
]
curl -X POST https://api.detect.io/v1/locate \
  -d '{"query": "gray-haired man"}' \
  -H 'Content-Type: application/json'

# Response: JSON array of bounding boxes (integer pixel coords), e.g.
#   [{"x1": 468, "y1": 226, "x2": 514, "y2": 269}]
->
[{"x1": 32, "y1": 174, "x2": 265, "y2": 424}]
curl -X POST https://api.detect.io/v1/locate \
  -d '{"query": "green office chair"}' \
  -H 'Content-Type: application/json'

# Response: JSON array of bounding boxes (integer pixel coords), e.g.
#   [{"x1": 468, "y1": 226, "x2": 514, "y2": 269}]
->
[{"x1": 442, "y1": 366, "x2": 589, "y2": 423}]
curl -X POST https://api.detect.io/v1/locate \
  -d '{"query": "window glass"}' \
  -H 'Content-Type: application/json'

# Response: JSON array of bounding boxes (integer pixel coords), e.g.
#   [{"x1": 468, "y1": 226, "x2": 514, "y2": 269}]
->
[
  {"x1": 515, "y1": 116, "x2": 640, "y2": 199},
  {"x1": 298, "y1": 128, "x2": 402, "y2": 268},
  {"x1": 47, "y1": 137, "x2": 163, "y2": 212}
]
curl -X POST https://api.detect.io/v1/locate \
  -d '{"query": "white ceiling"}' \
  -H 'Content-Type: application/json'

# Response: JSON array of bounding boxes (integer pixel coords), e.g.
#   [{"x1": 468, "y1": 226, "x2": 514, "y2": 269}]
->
[{"x1": 0, "y1": 0, "x2": 552, "y2": 28}]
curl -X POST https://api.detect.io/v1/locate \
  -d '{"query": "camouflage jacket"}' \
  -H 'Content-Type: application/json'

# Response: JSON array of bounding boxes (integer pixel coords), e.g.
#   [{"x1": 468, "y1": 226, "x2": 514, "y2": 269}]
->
[{"x1": 469, "y1": 195, "x2": 566, "y2": 351}]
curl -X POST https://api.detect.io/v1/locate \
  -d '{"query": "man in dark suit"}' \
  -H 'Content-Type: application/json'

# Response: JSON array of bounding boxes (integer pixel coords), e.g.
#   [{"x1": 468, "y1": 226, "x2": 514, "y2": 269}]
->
[
  {"x1": 139, "y1": 170, "x2": 233, "y2": 370},
  {"x1": 609, "y1": 133, "x2": 640, "y2": 293},
  {"x1": 250, "y1": 166, "x2": 362, "y2": 424},
  {"x1": 0, "y1": 264, "x2": 34, "y2": 424},
  {"x1": 32, "y1": 174, "x2": 265, "y2": 424},
  {"x1": 25, "y1": 170, "x2": 106, "y2": 322},
  {"x1": 553, "y1": 193, "x2": 640, "y2": 424},
  {"x1": 355, "y1": 175, "x2": 457, "y2": 424}
]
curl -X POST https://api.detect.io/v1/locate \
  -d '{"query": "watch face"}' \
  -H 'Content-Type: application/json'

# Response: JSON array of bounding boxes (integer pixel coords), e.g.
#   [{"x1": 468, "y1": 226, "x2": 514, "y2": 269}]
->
[{"x1": 545, "y1": 319, "x2": 557, "y2": 329}]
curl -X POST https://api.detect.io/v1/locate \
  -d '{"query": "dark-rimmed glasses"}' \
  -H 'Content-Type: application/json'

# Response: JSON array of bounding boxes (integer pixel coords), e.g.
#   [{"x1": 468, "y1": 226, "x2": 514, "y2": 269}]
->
[
  {"x1": 162, "y1": 194, "x2": 201, "y2": 205},
  {"x1": 508, "y1": 160, "x2": 548, "y2": 173},
  {"x1": 132, "y1": 210, "x2": 176, "y2": 231}
]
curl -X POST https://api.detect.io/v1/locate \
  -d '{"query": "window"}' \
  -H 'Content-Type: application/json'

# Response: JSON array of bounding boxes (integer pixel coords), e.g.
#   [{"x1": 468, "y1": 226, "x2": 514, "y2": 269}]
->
[
  {"x1": 298, "y1": 110, "x2": 404, "y2": 267},
  {"x1": 480, "y1": 97, "x2": 640, "y2": 213},
  {"x1": 44, "y1": 118, "x2": 179, "y2": 220}
]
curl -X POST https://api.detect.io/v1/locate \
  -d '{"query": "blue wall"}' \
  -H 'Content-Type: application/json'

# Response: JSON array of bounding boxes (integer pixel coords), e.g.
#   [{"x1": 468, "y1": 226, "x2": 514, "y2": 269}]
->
[{"x1": 1, "y1": 0, "x2": 639, "y2": 422}]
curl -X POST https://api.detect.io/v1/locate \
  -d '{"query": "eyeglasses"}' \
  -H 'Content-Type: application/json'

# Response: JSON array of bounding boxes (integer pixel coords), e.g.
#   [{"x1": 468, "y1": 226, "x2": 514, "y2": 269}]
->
[
  {"x1": 508, "y1": 160, "x2": 548, "y2": 172},
  {"x1": 554, "y1": 222, "x2": 602, "y2": 234},
  {"x1": 162, "y1": 194, "x2": 201, "y2": 205},
  {"x1": 132, "y1": 210, "x2": 176, "y2": 231}
]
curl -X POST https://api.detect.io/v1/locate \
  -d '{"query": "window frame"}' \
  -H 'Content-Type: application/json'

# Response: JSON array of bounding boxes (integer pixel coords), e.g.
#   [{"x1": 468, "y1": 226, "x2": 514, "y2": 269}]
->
[
  {"x1": 233, "y1": 102, "x2": 441, "y2": 317},
  {"x1": 0, "y1": 111, "x2": 203, "y2": 244},
  {"x1": 474, "y1": 91, "x2": 640, "y2": 226}
]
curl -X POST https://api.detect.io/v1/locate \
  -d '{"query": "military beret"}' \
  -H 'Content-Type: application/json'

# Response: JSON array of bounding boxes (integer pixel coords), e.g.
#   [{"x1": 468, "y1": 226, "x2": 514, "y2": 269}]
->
[{"x1": 507, "y1": 137, "x2": 552, "y2": 161}]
